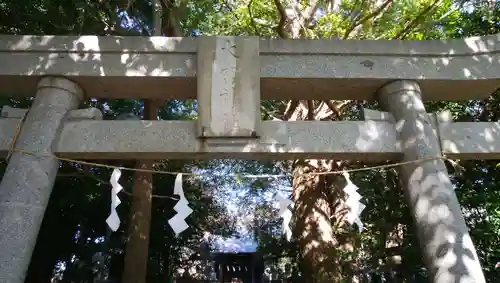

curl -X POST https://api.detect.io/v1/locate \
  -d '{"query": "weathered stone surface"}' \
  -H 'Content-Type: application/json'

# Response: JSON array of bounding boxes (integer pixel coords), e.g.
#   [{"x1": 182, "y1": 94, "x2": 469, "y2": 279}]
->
[
  {"x1": 362, "y1": 108, "x2": 396, "y2": 122},
  {"x1": 362, "y1": 107, "x2": 500, "y2": 159},
  {"x1": 378, "y1": 80, "x2": 485, "y2": 283},
  {"x1": 0, "y1": 34, "x2": 499, "y2": 101},
  {"x1": 0, "y1": 116, "x2": 500, "y2": 160},
  {"x1": 1, "y1": 105, "x2": 28, "y2": 118},
  {"x1": 51, "y1": 120, "x2": 400, "y2": 160},
  {"x1": 439, "y1": 121, "x2": 500, "y2": 159},
  {"x1": 362, "y1": 107, "x2": 452, "y2": 124},
  {"x1": 0, "y1": 118, "x2": 22, "y2": 153},
  {"x1": 0, "y1": 76, "x2": 83, "y2": 283},
  {"x1": 197, "y1": 36, "x2": 260, "y2": 138},
  {"x1": 67, "y1": 107, "x2": 103, "y2": 120}
]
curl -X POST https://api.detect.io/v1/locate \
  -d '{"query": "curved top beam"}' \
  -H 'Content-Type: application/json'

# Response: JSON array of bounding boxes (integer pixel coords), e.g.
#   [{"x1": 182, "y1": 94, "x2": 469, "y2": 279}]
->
[{"x1": 0, "y1": 34, "x2": 499, "y2": 101}]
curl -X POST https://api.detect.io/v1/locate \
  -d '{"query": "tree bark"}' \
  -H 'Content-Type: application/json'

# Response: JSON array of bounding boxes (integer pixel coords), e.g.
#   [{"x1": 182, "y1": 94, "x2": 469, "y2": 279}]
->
[
  {"x1": 121, "y1": 101, "x2": 156, "y2": 283},
  {"x1": 292, "y1": 165, "x2": 347, "y2": 282}
]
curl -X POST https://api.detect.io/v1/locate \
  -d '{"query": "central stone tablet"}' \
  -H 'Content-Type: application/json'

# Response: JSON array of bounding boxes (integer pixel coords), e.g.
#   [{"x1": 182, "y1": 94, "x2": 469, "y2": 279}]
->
[{"x1": 197, "y1": 36, "x2": 261, "y2": 138}]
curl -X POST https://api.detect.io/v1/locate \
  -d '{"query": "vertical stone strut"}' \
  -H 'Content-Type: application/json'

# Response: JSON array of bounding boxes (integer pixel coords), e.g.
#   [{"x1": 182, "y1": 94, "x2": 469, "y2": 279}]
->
[
  {"x1": 0, "y1": 77, "x2": 83, "y2": 283},
  {"x1": 377, "y1": 80, "x2": 485, "y2": 283},
  {"x1": 197, "y1": 36, "x2": 261, "y2": 138}
]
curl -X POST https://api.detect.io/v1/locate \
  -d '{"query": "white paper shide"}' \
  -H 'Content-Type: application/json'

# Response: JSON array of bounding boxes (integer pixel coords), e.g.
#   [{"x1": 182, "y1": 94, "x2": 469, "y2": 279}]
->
[
  {"x1": 342, "y1": 172, "x2": 365, "y2": 231},
  {"x1": 106, "y1": 168, "x2": 123, "y2": 232},
  {"x1": 168, "y1": 174, "x2": 193, "y2": 235},
  {"x1": 275, "y1": 193, "x2": 293, "y2": 241}
]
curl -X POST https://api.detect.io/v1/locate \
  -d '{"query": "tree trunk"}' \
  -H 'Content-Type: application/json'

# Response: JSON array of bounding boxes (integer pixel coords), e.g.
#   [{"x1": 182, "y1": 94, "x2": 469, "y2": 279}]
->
[
  {"x1": 292, "y1": 165, "x2": 346, "y2": 282},
  {"x1": 121, "y1": 101, "x2": 156, "y2": 283},
  {"x1": 273, "y1": 99, "x2": 355, "y2": 283}
]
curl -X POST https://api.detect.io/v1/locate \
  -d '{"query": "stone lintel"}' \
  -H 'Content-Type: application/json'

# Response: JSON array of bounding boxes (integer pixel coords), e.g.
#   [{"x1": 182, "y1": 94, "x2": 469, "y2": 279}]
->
[
  {"x1": 1, "y1": 35, "x2": 500, "y2": 101},
  {"x1": 439, "y1": 121, "x2": 500, "y2": 160},
  {"x1": 52, "y1": 120, "x2": 400, "y2": 161},
  {"x1": 1, "y1": 106, "x2": 103, "y2": 121},
  {"x1": 362, "y1": 107, "x2": 452, "y2": 124},
  {"x1": 363, "y1": 107, "x2": 500, "y2": 159},
  {"x1": 0, "y1": 115, "x2": 499, "y2": 160},
  {"x1": 1, "y1": 106, "x2": 28, "y2": 118}
]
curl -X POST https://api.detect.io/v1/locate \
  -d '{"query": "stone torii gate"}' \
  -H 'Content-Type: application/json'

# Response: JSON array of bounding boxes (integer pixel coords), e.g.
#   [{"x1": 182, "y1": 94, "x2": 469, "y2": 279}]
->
[{"x1": 0, "y1": 34, "x2": 499, "y2": 283}]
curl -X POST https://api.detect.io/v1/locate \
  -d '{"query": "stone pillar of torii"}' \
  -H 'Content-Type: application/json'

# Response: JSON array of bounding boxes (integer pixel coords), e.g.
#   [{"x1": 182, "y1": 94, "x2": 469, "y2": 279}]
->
[{"x1": 0, "y1": 34, "x2": 499, "y2": 283}]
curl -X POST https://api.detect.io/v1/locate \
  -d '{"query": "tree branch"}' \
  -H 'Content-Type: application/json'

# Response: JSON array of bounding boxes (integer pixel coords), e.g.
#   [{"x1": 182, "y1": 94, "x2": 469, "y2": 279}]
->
[
  {"x1": 273, "y1": 0, "x2": 289, "y2": 38},
  {"x1": 302, "y1": 0, "x2": 321, "y2": 26},
  {"x1": 340, "y1": 0, "x2": 362, "y2": 26},
  {"x1": 397, "y1": 0, "x2": 466, "y2": 39},
  {"x1": 295, "y1": 101, "x2": 309, "y2": 120},
  {"x1": 283, "y1": 100, "x2": 300, "y2": 121},
  {"x1": 307, "y1": 100, "x2": 315, "y2": 120},
  {"x1": 247, "y1": 0, "x2": 260, "y2": 36},
  {"x1": 153, "y1": 0, "x2": 162, "y2": 35},
  {"x1": 313, "y1": 102, "x2": 335, "y2": 120},
  {"x1": 343, "y1": 0, "x2": 393, "y2": 39},
  {"x1": 394, "y1": 0, "x2": 441, "y2": 39},
  {"x1": 160, "y1": 0, "x2": 182, "y2": 36},
  {"x1": 324, "y1": 100, "x2": 353, "y2": 118},
  {"x1": 261, "y1": 105, "x2": 282, "y2": 121}
]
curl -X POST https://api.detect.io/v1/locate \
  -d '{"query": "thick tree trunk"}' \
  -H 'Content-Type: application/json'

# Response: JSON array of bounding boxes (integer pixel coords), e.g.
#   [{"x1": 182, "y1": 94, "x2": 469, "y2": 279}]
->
[
  {"x1": 277, "y1": 100, "x2": 353, "y2": 282},
  {"x1": 291, "y1": 157, "x2": 358, "y2": 283},
  {"x1": 292, "y1": 165, "x2": 343, "y2": 282},
  {"x1": 121, "y1": 166, "x2": 153, "y2": 282}
]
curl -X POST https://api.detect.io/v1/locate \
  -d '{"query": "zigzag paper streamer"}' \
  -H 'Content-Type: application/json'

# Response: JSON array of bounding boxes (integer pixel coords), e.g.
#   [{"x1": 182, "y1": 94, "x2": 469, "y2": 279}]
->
[
  {"x1": 168, "y1": 174, "x2": 193, "y2": 235},
  {"x1": 275, "y1": 193, "x2": 293, "y2": 241},
  {"x1": 342, "y1": 172, "x2": 365, "y2": 231},
  {"x1": 106, "y1": 168, "x2": 123, "y2": 231}
]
